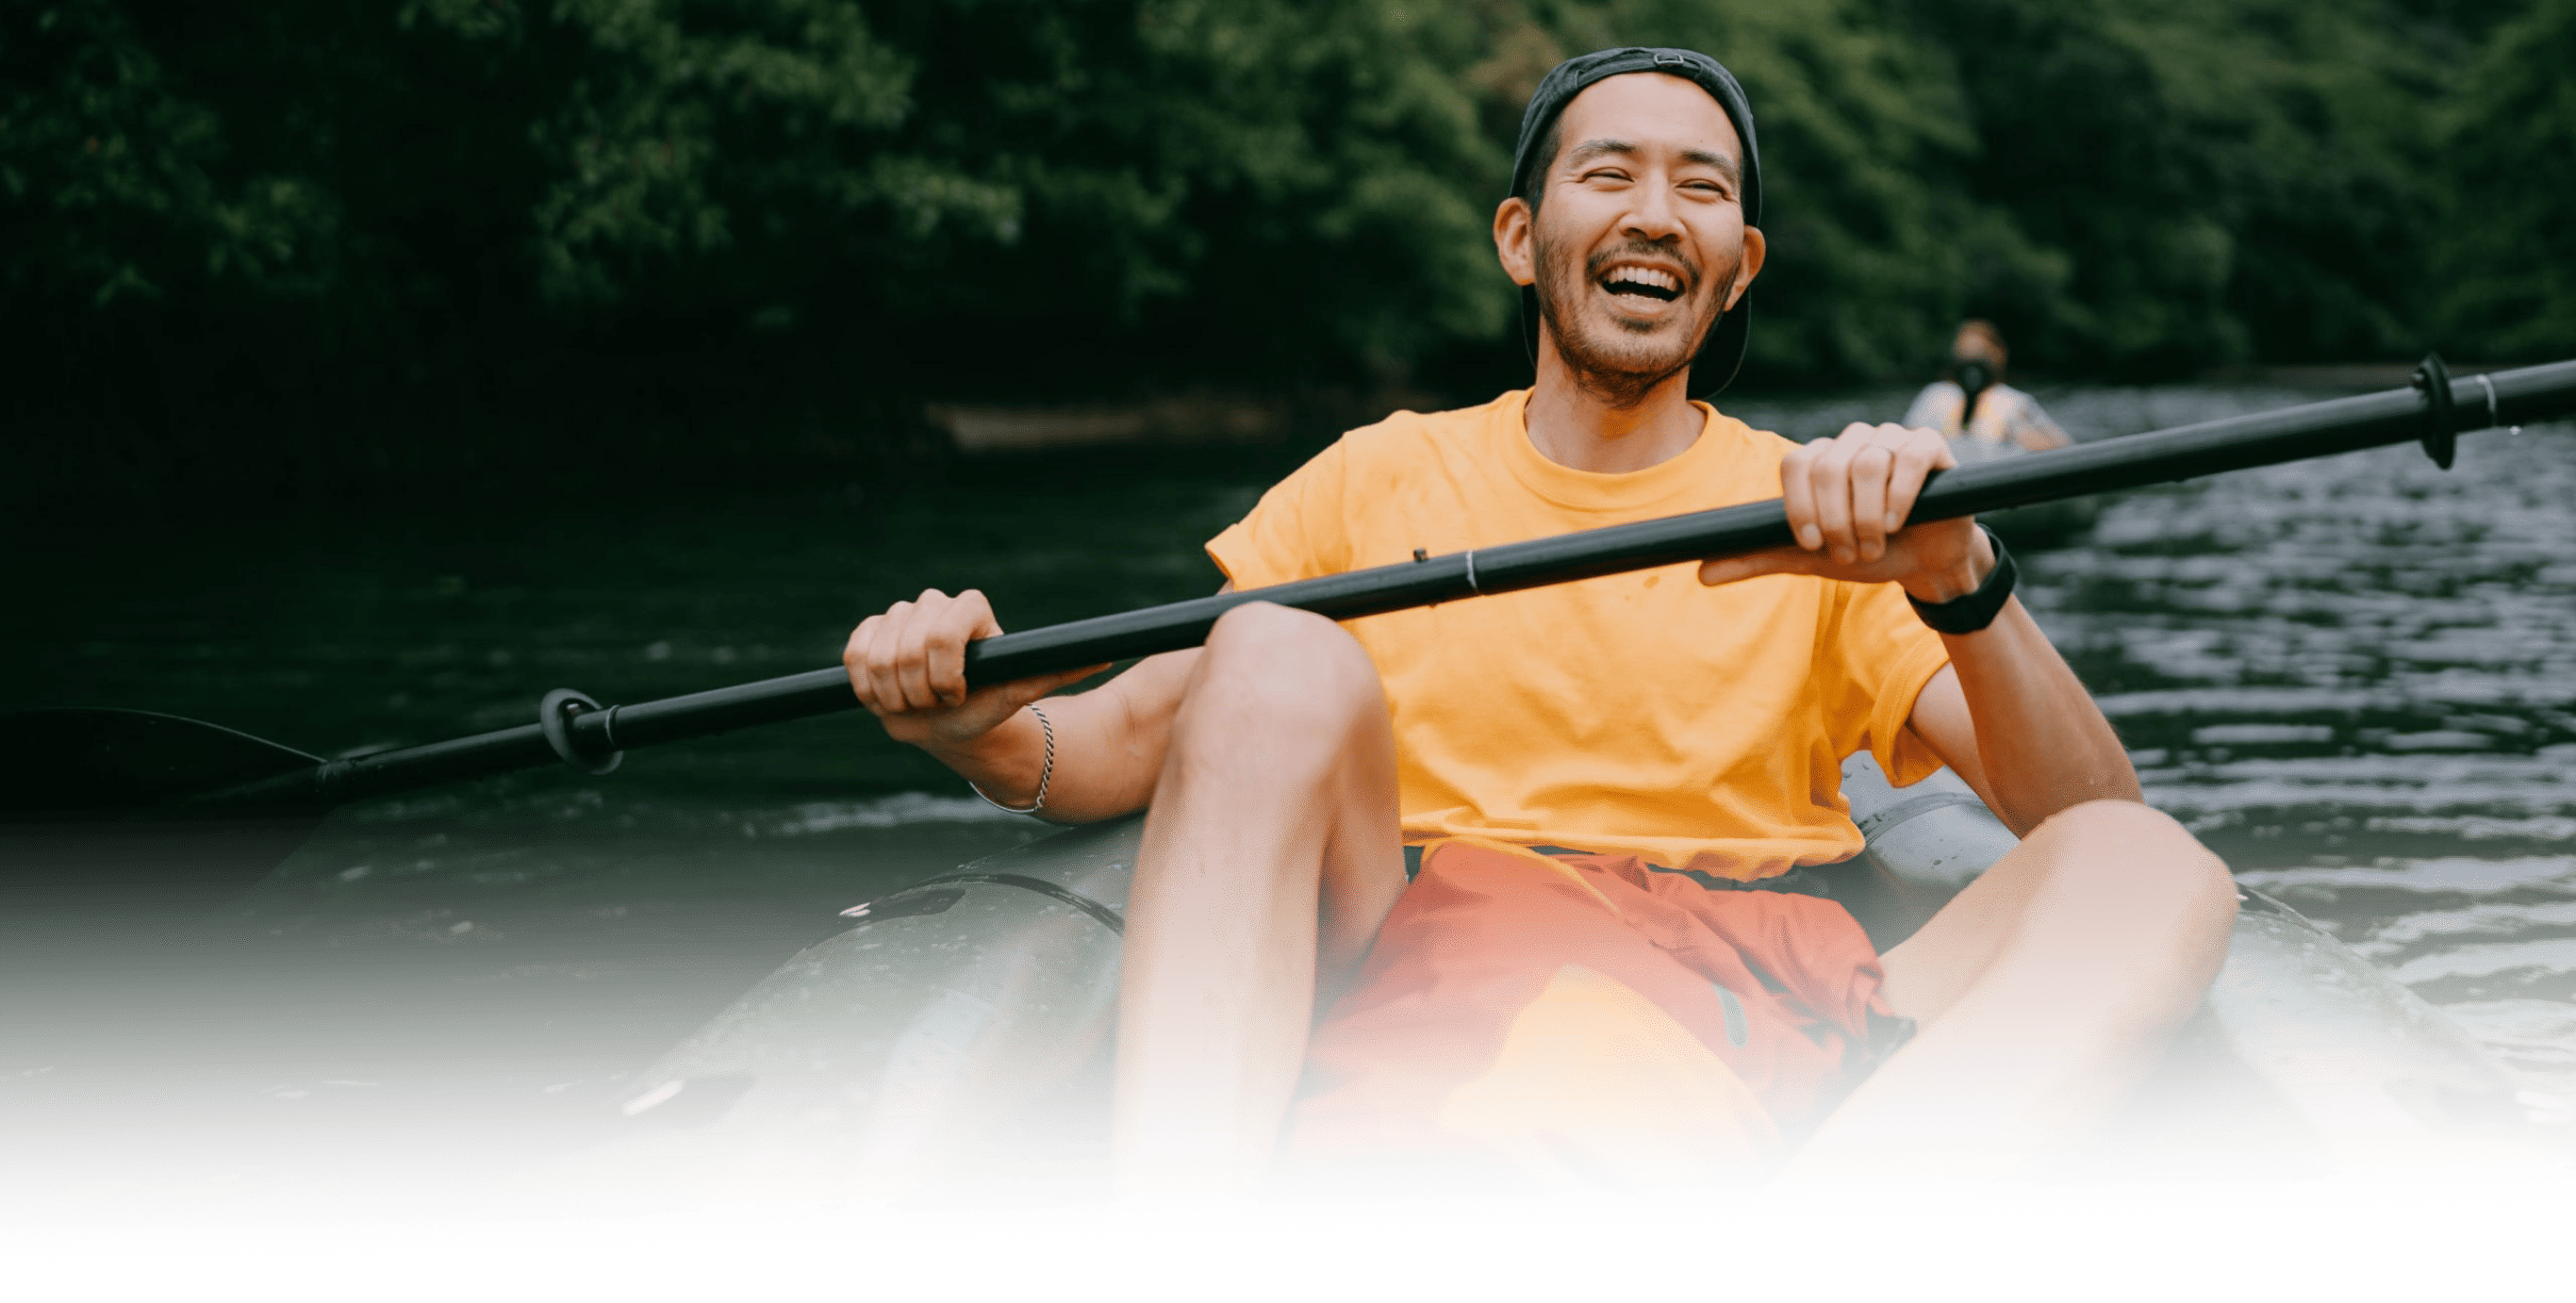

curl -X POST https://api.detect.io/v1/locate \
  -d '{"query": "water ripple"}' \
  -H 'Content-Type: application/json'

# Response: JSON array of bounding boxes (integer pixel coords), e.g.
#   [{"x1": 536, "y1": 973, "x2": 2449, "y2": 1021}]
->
[{"x1": 2001, "y1": 397, "x2": 2576, "y2": 1085}]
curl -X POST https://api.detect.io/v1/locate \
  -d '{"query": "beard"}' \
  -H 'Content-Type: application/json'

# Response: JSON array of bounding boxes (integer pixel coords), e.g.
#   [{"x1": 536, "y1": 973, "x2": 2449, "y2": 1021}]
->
[{"x1": 1532, "y1": 230, "x2": 1734, "y2": 410}]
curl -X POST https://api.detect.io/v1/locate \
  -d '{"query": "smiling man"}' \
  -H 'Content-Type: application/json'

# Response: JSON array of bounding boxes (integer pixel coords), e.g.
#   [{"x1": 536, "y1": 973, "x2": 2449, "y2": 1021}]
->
[{"x1": 843, "y1": 47, "x2": 2237, "y2": 1192}]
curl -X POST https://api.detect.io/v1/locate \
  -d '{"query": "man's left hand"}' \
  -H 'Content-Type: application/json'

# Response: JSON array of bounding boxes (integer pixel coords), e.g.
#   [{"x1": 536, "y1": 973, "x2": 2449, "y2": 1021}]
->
[{"x1": 1697, "y1": 422, "x2": 1991, "y2": 604}]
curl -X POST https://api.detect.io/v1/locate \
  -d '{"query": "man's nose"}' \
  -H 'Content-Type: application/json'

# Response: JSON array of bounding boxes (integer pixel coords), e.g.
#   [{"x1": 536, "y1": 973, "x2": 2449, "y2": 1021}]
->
[{"x1": 1623, "y1": 175, "x2": 1685, "y2": 240}]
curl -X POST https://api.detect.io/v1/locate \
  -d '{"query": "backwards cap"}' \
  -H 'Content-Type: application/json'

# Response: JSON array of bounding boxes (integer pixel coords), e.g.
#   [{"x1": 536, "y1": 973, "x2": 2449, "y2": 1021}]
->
[{"x1": 1509, "y1": 47, "x2": 1762, "y2": 395}]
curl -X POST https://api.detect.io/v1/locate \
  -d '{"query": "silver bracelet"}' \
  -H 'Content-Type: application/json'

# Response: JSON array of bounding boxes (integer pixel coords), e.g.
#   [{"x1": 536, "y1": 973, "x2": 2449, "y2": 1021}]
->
[{"x1": 969, "y1": 702, "x2": 1054, "y2": 816}]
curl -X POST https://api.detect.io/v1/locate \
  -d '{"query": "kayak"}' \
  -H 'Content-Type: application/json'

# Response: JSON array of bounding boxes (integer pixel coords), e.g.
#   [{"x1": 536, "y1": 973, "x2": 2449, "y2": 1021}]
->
[{"x1": 576, "y1": 760, "x2": 2550, "y2": 1196}]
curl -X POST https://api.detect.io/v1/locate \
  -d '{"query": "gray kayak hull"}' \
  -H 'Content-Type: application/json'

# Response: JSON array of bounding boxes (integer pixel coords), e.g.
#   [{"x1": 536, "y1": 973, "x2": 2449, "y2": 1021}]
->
[{"x1": 584, "y1": 761, "x2": 2545, "y2": 1195}]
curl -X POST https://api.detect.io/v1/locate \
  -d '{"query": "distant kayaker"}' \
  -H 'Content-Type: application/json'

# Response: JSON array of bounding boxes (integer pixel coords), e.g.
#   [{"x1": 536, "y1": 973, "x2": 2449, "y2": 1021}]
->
[
  {"x1": 843, "y1": 48, "x2": 2235, "y2": 1192},
  {"x1": 1901, "y1": 320, "x2": 2072, "y2": 459}
]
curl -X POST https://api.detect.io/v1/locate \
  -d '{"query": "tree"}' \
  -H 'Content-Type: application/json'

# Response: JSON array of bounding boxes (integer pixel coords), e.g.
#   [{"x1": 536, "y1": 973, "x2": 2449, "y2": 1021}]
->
[
  {"x1": 1923, "y1": 0, "x2": 2452, "y2": 375},
  {"x1": 3, "y1": 0, "x2": 2546, "y2": 514},
  {"x1": 2436, "y1": 0, "x2": 2576, "y2": 358},
  {"x1": 0, "y1": 2, "x2": 339, "y2": 307}
]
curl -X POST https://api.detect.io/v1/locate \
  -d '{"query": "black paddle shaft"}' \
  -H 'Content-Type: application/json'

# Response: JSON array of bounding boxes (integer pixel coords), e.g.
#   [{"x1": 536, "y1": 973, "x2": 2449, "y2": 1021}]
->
[{"x1": 201, "y1": 357, "x2": 2576, "y2": 811}]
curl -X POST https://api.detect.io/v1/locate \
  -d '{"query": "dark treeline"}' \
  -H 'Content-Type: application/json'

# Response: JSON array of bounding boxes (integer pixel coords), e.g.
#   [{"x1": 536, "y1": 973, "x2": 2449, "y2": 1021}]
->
[{"x1": 6, "y1": 0, "x2": 2569, "y2": 511}]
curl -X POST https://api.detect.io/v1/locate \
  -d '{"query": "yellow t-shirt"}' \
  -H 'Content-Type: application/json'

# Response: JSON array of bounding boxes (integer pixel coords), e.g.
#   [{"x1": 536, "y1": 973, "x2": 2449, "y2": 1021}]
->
[{"x1": 1204, "y1": 388, "x2": 1952, "y2": 881}]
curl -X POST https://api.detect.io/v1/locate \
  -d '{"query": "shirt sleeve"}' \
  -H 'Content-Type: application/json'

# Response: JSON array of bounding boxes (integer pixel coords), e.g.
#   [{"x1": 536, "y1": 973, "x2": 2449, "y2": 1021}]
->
[
  {"x1": 1833, "y1": 579, "x2": 1954, "y2": 786},
  {"x1": 1204, "y1": 437, "x2": 1354, "y2": 591}
]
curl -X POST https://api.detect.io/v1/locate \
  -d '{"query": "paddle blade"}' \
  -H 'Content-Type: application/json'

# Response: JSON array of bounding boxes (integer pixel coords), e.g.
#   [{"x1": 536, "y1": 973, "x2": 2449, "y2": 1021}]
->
[{"x1": 0, "y1": 709, "x2": 329, "y2": 907}]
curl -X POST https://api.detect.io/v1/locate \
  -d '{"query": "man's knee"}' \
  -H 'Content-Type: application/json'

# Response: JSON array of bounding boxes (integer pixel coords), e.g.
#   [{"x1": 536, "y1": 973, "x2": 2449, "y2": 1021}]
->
[
  {"x1": 1185, "y1": 602, "x2": 1386, "y2": 741},
  {"x1": 2032, "y1": 800, "x2": 2228, "y2": 875},
  {"x1": 2011, "y1": 801, "x2": 2238, "y2": 1043},
  {"x1": 2030, "y1": 799, "x2": 2237, "y2": 925}
]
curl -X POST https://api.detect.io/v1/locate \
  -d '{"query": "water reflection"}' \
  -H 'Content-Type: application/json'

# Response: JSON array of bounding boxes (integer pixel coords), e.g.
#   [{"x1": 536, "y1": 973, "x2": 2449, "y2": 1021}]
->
[{"x1": 2013, "y1": 387, "x2": 2576, "y2": 1098}]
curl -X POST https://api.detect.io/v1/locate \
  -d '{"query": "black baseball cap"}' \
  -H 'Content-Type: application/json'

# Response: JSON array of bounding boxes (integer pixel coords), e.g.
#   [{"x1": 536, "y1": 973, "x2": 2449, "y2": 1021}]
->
[{"x1": 1509, "y1": 47, "x2": 1762, "y2": 395}]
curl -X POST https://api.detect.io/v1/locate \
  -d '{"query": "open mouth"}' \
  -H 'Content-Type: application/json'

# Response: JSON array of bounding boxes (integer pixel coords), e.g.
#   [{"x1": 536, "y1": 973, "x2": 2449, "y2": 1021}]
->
[{"x1": 1598, "y1": 263, "x2": 1685, "y2": 304}]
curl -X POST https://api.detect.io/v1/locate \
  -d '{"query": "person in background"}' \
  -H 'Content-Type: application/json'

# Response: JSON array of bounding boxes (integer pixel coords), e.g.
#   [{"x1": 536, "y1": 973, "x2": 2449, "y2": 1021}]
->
[{"x1": 1903, "y1": 321, "x2": 2071, "y2": 460}]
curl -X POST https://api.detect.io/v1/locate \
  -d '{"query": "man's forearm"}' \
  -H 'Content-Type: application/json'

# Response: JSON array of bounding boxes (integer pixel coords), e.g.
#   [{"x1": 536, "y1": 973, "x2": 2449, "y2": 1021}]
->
[
  {"x1": 927, "y1": 652, "x2": 1192, "y2": 823},
  {"x1": 1940, "y1": 599, "x2": 2140, "y2": 834}
]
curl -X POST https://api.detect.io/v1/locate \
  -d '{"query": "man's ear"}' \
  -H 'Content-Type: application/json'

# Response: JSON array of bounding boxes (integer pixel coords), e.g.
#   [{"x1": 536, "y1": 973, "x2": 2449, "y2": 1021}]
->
[
  {"x1": 1493, "y1": 197, "x2": 1536, "y2": 288},
  {"x1": 1723, "y1": 225, "x2": 1766, "y2": 311}
]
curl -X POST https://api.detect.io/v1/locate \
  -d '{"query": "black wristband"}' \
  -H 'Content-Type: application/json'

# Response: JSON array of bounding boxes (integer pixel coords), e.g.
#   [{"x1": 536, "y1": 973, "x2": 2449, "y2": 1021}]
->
[{"x1": 1906, "y1": 524, "x2": 2017, "y2": 635}]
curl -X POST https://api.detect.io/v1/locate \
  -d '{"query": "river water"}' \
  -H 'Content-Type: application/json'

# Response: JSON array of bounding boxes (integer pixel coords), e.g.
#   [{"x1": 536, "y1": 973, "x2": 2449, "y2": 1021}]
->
[{"x1": 6, "y1": 381, "x2": 2574, "y2": 1206}]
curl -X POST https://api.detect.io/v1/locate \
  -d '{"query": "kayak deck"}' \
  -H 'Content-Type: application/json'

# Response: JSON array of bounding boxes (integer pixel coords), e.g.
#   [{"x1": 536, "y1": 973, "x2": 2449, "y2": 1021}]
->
[{"x1": 570, "y1": 760, "x2": 2550, "y2": 1196}]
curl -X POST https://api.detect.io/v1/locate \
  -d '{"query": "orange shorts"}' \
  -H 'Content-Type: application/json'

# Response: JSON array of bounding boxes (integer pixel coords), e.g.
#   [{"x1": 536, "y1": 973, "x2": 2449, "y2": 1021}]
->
[{"x1": 1285, "y1": 839, "x2": 1907, "y2": 1186}]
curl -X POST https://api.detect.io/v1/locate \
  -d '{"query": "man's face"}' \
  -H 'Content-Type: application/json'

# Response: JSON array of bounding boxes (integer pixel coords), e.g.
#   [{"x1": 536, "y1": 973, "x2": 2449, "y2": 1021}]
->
[{"x1": 1499, "y1": 73, "x2": 1760, "y2": 405}]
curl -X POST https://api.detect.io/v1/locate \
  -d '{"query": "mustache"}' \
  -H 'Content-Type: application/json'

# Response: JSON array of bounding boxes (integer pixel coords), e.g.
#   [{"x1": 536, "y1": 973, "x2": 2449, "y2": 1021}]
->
[{"x1": 1584, "y1": 239, "x2": 1700, "y2": 289}]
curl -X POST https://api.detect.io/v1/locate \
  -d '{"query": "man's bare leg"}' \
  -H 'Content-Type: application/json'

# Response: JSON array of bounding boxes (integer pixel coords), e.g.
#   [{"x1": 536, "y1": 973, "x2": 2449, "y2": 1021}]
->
[
  {"x1": 1786, "y1": 800, "x2": 2237, "y2": 1179},
  {"x1": 1112, "y1": 603, "x2": 1406, "y2": 1195}
]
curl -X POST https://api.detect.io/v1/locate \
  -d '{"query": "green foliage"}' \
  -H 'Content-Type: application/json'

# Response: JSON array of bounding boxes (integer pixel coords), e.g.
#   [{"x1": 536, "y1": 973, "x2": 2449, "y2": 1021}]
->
[
  {"x1": 1108, "y1": 0, "x2": 1519, "y2": 370},
  {"x1": 1925, "y1": 0, "x2": 2454, "y2": 374},
  {"x1": 390, "y1": 0, "x2": 1519, "y2": 383},
  {"x1": 1, "y1": 2, "x2": 339, "y2": 304},
  {"x1": 2, "y1": 0, "x2": 2566, "y2": 507},
  {"x1": 410, "y1": 0, "x2": 927, "y2": 304},
  {"x1": 2436, "y1": 0, "x2": 2576, "y2": 357}
]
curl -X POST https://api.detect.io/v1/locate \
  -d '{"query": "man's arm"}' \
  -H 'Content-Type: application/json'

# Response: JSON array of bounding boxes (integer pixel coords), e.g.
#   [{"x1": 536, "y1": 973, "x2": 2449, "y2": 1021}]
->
[
  {"x1": 1698, "y1": 421, "x2": 2135, "y2": 834},
  {"x1": 844, "y1": 587, "x2": 1198, "y2": 823},
  {"x1": 1902, "y1": 608, "x2": 2138, "y2": 836}
]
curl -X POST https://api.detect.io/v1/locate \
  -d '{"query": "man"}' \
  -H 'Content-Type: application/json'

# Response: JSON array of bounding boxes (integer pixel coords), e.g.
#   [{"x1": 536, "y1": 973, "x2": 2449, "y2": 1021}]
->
[
  {"x1": 1902, "y1": 320, "x2": 2073, "y2": 460},
  {"x1": 844, "y1": 48, "x2": 2236, "y2": 1192}
]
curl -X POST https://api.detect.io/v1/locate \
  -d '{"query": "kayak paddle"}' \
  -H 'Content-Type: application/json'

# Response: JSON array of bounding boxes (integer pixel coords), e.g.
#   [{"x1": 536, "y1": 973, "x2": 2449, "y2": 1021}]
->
[{"x1": 8, "y1": 355, "x2": 2571, "y2": 868}]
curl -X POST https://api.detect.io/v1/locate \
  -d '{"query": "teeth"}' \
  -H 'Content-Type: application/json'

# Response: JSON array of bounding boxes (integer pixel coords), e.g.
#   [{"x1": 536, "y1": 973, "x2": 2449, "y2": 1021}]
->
[{"x1": 1604, "y1": 266, "x2": 1680, "y2": 292}]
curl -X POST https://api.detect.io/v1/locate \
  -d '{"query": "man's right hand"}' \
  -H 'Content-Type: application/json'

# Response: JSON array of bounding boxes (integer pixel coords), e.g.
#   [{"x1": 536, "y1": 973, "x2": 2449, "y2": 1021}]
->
[{"x1": 843, "y1": 588, "x2": 1103, "y2": 755}]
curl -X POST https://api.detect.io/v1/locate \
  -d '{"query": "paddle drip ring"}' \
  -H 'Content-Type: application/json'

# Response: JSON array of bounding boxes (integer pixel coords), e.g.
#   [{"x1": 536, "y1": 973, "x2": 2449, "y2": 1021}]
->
[
  {"x1": 538, "y1": 688, "x2": 624, "y2": 775},
  {"x1": 2414, "y1": 352, "x2": 2457, "y2": 470}
]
